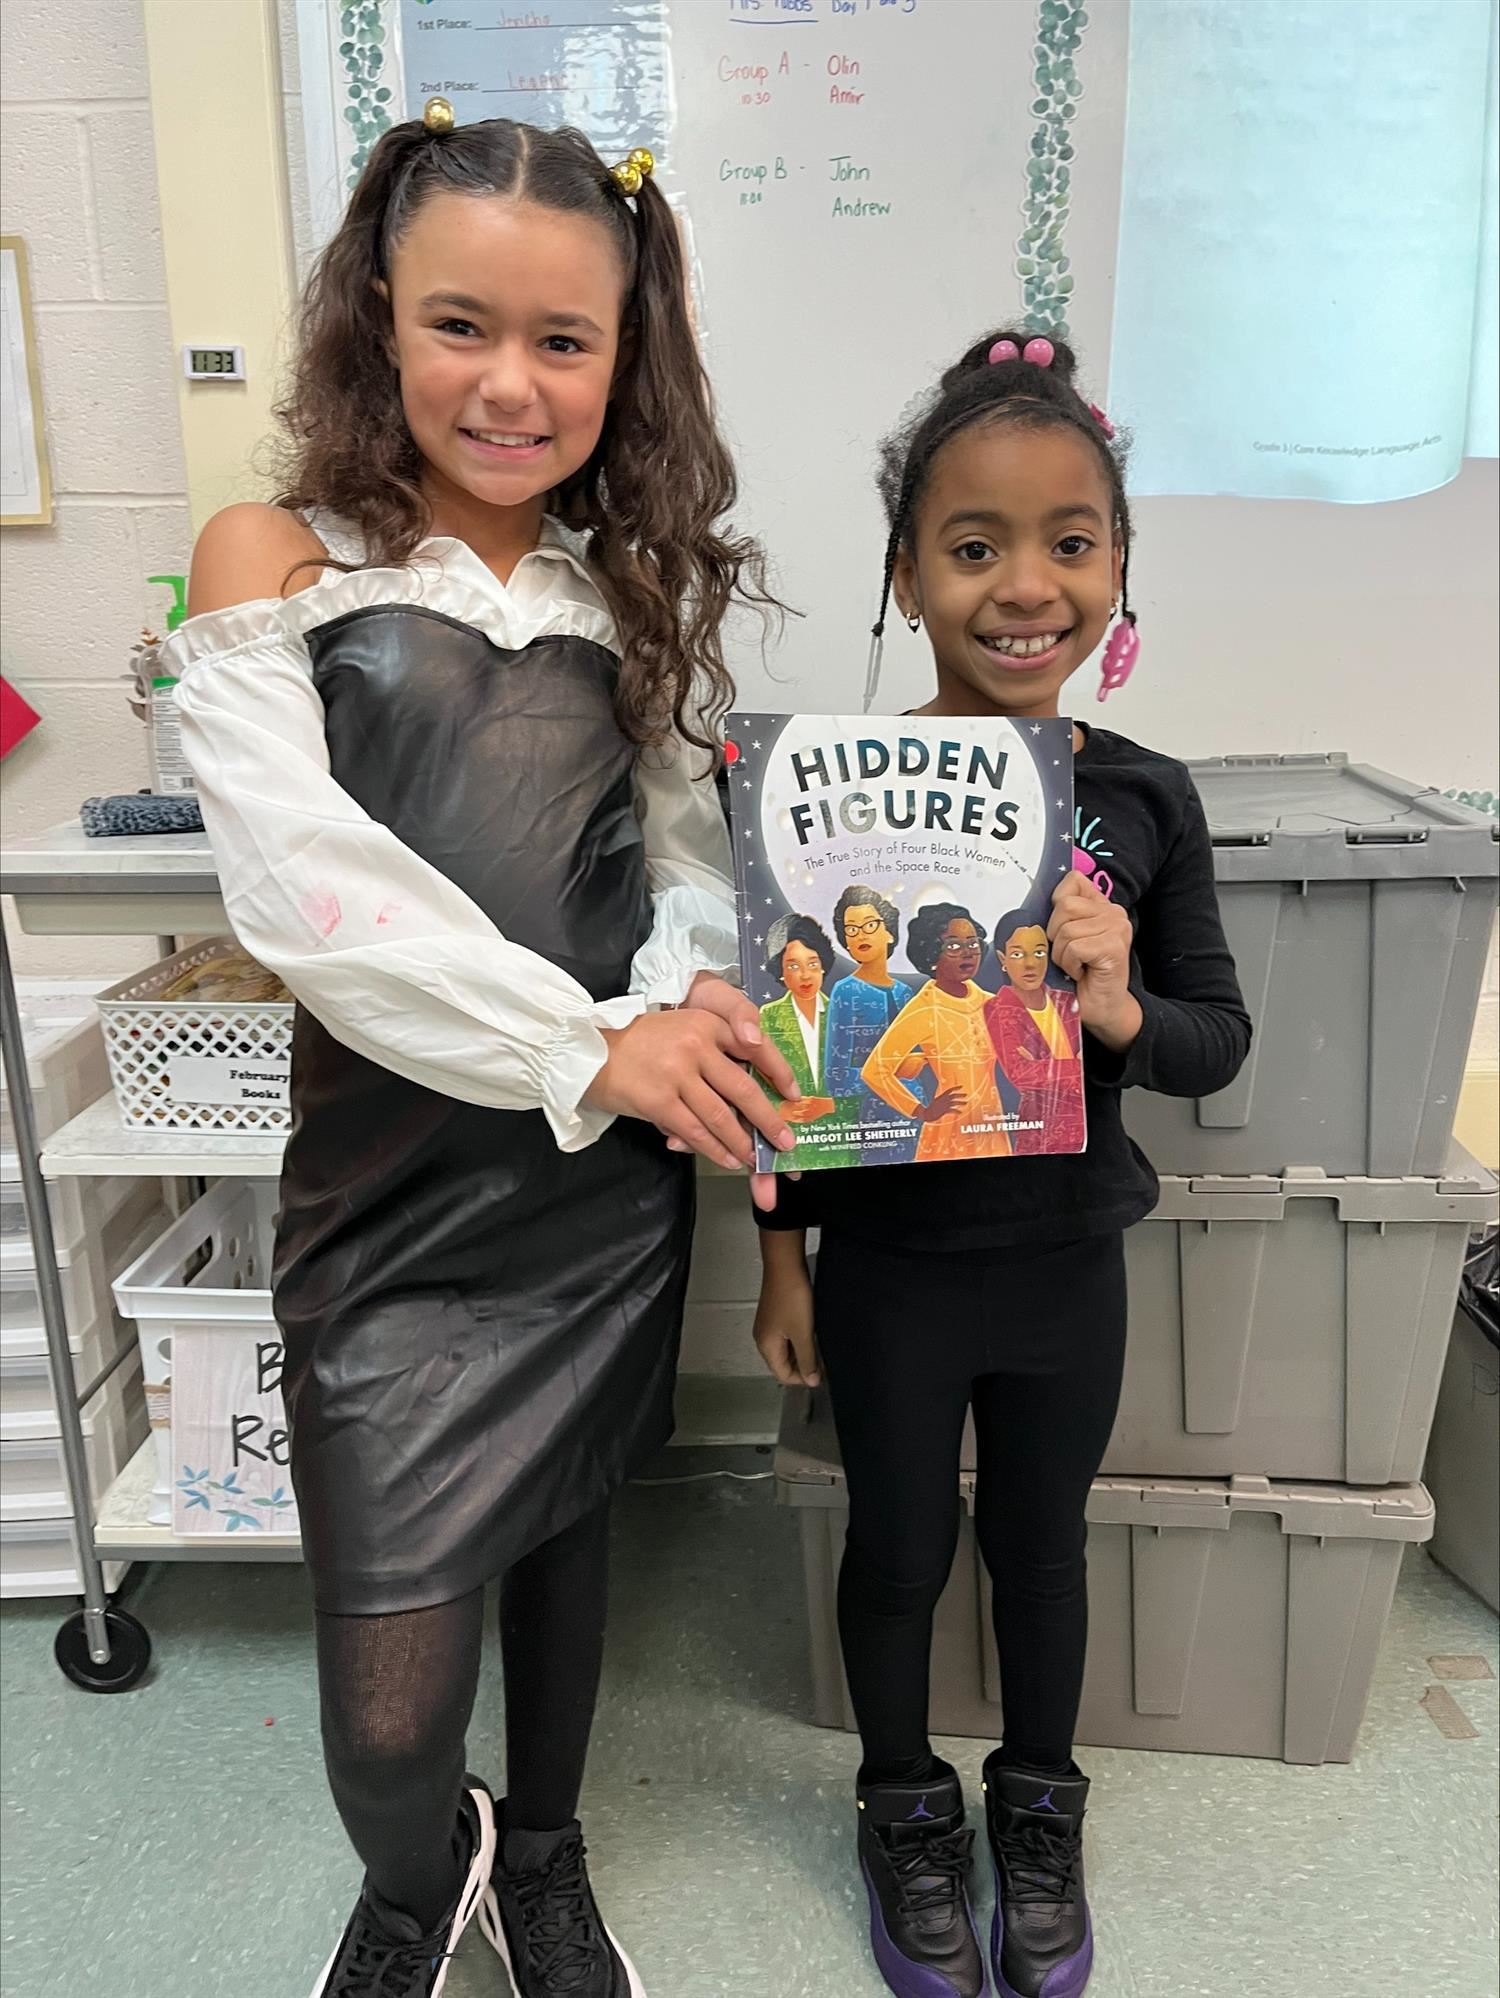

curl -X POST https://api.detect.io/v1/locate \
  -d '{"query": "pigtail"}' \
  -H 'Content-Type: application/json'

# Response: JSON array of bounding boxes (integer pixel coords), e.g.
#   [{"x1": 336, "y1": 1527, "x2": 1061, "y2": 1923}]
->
[
  {"x1": 576, "y1": 174, "x2": 783, "y2": 754},
  {"x1": 273, "y1": 118, "x2": 439, "y2": 564},
  {"x1": 864, "y1": 464, "x2": 919, "y2": 709}
]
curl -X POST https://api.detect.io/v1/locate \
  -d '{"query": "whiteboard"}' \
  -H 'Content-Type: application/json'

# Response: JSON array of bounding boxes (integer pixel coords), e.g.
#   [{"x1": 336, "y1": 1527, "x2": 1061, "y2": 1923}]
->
[{"x1": 291, "y1": 1, "x2": 1499, "y2": 734}]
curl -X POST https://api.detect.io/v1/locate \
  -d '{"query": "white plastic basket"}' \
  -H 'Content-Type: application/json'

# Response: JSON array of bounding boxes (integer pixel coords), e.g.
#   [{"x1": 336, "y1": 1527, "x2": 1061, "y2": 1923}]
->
[
  {"x1": 112, "y1": 1180, "x2": 295, "y2": 1537},
  {"x1": 96, "y1": 939, "x2": 293, "y2": 1134}
]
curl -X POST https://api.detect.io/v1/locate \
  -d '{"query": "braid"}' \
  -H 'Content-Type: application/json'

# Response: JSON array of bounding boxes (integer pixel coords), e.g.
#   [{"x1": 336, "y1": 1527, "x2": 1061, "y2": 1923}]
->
[
  {"x1": 863, "y1": 475, "x2": 911, "y2": 708},
  {"x1": 870, "y1": 505, "x2": 907, "y2": 640}
]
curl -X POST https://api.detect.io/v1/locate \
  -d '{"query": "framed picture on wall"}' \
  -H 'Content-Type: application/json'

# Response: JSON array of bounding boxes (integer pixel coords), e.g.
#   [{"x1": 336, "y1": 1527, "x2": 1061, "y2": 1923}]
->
[{"x1": 1, "y1": 236, "x2": 52, "y2": 527}]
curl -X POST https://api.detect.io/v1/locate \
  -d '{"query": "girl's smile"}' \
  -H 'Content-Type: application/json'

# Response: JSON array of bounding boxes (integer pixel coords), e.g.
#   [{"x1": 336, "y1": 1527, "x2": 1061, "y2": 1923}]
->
[
  {"x1": 457, "y1": 430, "x2": 553, "y2": 462},
  {"x1": 972, "y1": 625, "x2": 1076, "y2": 672}
]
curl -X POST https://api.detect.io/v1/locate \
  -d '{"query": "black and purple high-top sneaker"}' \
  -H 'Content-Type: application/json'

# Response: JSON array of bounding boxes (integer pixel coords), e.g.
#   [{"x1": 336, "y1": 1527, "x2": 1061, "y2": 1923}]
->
[
  {"x1": 856, "y1": 1759, "x2": 986, "y2": 1998},
  {"x1": 982, "y1": 1754, "x2": 1093, "y2": 1998}
]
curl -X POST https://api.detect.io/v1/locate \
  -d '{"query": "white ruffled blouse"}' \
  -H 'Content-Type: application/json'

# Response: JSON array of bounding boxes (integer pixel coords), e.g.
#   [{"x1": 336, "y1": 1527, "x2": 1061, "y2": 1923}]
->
[{"x1": 164, "y1": 518, "x2": 739, "y2": 1153}]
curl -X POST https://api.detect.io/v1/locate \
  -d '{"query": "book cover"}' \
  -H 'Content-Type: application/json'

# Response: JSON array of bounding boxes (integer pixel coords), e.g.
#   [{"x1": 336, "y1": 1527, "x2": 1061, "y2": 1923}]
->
[{"x1": 727, "y1": 713, "x2": 1086, "y2": 1173}]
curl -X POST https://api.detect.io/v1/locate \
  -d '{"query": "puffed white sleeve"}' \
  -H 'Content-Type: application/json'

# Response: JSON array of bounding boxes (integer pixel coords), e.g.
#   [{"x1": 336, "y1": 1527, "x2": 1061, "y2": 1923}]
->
[
  {"x1": 169, "y1": 601, "x2": 645, "y2": 1152},
  {"x1": 628, "y1": 724, "x2": 741, "y2": 1007}
]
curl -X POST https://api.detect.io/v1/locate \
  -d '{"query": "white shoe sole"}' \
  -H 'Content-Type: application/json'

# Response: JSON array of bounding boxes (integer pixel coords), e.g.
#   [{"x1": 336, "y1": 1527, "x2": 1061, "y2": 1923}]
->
[
  {"x1": 478, "y1": 1884, "x2": 648, "y2": 1998},
  {"x1": 310, "y1": 1781, "x2": 499, "y2": 1998}
]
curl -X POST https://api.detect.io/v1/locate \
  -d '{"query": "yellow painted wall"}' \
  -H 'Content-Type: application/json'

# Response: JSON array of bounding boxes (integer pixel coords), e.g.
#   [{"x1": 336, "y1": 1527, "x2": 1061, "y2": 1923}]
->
[{"x1": 142, "y1": 0, "x2": 295, "y2": 532}]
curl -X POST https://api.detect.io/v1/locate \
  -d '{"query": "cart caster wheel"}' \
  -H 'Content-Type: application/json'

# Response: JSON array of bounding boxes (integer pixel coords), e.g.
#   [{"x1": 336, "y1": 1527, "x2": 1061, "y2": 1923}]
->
[{"x1": 53, "y1": 1607, "x2": 152, "y2": 1693}]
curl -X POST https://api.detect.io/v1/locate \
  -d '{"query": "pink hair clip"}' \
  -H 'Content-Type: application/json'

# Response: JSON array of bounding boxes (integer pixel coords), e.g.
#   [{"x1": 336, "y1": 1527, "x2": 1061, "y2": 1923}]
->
[
  {"x1": 989, "y1": 335, "x2": 1055, "y2": 368},
  {"x1": 1089, "y1": 401, "x2": 1116, "y2": 440}
]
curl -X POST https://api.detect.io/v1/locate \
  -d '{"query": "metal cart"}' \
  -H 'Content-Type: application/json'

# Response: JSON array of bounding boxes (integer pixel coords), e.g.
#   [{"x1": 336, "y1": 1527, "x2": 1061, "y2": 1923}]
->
[{"x1": 0, "y1": 821, "x2": 296, "y2": 1691}]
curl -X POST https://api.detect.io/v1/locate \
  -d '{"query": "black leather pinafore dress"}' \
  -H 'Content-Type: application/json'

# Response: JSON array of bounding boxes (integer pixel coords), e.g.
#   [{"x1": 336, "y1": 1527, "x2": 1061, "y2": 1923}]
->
[{"x1": 270, "y1": 601, "x2": 694, "y2": 1614}]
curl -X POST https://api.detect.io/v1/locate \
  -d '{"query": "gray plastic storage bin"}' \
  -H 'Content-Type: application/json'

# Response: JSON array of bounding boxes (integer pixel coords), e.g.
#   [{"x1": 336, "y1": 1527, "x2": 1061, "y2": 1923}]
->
[
  {"x1": 1121, "y1": 756, "x2": 1497, "y2": 1177},
  {"x1": 1101, "y1": 1153, "x2": 1498, "y2": 1483},
  {"x1": 956, "y1": 1151, "x2": 1497, "y2": 1482},
  {"x1": 1424, "y1": 1300, "x2": 1500, "y2": 1612},
  {"x1": 778, "y1": 1390, "x2": 1432, "y2": 1765}
]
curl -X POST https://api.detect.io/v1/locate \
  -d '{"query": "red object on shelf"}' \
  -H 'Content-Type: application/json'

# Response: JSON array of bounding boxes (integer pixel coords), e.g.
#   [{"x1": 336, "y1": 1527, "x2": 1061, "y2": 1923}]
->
[{"x1": 0, "y1": 677, "x2": 41, "y2": 758}]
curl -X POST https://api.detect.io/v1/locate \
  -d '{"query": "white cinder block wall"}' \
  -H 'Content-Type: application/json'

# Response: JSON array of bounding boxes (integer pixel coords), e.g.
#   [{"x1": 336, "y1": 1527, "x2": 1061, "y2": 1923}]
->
[{"x1": 0, "y1": 0, "x2": 190, "y2": 976}]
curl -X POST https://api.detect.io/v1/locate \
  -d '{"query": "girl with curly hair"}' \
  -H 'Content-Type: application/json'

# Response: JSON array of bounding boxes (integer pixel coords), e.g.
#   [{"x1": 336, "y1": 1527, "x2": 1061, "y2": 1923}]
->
[{"x1": 165, "y1": 108, "x2": 797, "y2": 1998}]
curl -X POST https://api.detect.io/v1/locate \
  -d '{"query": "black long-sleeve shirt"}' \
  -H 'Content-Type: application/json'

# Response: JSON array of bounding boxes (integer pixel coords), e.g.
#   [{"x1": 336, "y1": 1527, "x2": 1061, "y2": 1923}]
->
[{"x1": 754, "y1": 725, "x2": 1252, "y2": 1253}]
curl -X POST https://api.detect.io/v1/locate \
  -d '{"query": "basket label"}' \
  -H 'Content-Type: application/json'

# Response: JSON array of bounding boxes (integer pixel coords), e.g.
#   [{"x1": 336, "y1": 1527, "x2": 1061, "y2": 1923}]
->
[
  {"x1": 173, "y1": 1334, "x2": 299, "y2": 1537},
  {"x1": 168, "y1": 1053, "x2": 291, "y2": 1107}
]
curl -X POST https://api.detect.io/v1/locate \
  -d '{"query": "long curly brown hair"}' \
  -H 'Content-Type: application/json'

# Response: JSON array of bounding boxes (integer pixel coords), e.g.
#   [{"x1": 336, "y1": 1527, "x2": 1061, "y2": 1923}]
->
[{"x1": 272, "y1": 117, "x2": 777, "y2": 751}]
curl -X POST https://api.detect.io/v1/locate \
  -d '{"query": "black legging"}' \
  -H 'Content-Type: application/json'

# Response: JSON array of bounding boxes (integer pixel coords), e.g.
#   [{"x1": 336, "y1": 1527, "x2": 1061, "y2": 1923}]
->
[
  {"x1": 814, "y1": 1228, "x2": 1127, "y2": 1778},
  {"x1": 316, "y1": 1499, "x2": 611, "y2": 1930}
]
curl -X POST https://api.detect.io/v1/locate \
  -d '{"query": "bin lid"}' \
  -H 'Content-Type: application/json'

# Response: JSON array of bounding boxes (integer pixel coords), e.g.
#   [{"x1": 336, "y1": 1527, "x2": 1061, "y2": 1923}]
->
[
  {"x1": 1186, "y1": 755, "x2": 1498, "y2": 883},
  {"x1": 774, "y1": 1392, "x2": 1434, "y2": 1542},
  {"x1": 1086, "y1": 1472, "x2": 1435, "y2": 1542},
  {"x1": 1149, "y1": 1145, "x2": 1499, "y2": 1224}
]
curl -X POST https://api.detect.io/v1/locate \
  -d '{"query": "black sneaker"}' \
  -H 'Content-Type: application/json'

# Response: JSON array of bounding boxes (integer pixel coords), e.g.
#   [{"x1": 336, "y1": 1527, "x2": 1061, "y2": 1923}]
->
[
  {"x1": 856, "y1": 1760, "x2": 985, "y2": 1998},
  {"x1": 311, "y1": 1777, "x2": 497, "y2": 1997},
  {"x1": 982, "y1": 1754, "x2": 1093, "y2": 1998},
  {"x1": 478, "y1": 1812, "x2": 642, "y2": 1996}
]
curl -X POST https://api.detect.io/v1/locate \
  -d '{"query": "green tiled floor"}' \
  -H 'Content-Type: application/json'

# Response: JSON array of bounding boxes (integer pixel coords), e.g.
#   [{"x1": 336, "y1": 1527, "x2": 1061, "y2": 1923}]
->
[{"x1": 2, "y1": 1468, "x2": 1496, "y2": 1998}]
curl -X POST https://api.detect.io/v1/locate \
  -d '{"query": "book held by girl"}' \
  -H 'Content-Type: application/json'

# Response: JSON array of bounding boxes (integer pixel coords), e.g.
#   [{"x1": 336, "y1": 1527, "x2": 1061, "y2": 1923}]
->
[{"x1": 730, "y1": 711, "x2": 1087, "y2": 1173}]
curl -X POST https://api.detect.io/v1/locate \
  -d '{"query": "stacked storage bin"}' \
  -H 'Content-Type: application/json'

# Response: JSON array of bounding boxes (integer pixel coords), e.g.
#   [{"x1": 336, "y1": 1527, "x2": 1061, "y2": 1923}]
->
[
  {"x1": 0, "y1": 987, "x2": 163, "y2": 1598},
  {"x1": 777, "y1": 756, "x2": 1500, "y2": 1764}
]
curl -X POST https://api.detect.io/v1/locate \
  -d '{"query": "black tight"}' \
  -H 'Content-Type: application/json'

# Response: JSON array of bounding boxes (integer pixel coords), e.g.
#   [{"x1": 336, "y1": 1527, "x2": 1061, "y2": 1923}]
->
[
  {"x1": 814, "y1": 1229, "x2": 1127, "y2": 1779},
  {"x1": 316, "y1": 1500, "x2": 611, "y2": 1928}
]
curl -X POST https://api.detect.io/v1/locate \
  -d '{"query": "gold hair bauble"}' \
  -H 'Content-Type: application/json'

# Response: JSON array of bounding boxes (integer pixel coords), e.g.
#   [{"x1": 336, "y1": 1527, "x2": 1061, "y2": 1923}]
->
[
  {"x1": 609, "y1": 146, "x2": 656, "y2": 196},
  {"x1": 423, "y1": 97, "x2": 456, "y2": 134}
]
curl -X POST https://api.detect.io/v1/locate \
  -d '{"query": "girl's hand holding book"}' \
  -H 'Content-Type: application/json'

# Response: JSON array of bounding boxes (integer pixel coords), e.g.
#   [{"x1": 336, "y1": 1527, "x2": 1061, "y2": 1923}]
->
[
  {"x1": 679, "y1": 971, "x2": 800, "y2": 1094},
  {"x1": 1048, "y1": 871, "x2": 1143, "y2": 1054},
  {"x1": 587, "y1": 989, "x2": 799, "y2": 1175}
]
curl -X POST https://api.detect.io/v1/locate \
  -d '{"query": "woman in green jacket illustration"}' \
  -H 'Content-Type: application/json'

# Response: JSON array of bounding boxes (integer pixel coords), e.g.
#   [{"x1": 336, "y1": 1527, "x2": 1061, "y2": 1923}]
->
[{"x1": 760, "y1": 915, "x2": 862, "y2": 1171}]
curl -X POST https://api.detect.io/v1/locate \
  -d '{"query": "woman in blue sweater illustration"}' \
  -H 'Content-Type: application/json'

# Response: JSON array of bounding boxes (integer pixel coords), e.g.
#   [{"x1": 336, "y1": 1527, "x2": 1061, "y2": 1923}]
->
[{"x1": 823, "y1": 884, "x2": 922, "y2": 1165}]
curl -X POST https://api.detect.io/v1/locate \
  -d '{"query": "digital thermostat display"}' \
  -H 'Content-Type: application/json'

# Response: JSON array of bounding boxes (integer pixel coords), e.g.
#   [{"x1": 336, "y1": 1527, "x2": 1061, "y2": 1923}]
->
[{"x1": 182, "y1": 345, "x2": 245, "y2": 381}]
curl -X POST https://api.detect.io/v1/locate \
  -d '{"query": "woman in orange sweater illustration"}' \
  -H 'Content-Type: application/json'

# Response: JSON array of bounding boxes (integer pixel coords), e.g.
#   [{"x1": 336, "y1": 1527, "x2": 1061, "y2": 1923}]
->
[{"x1": 860, "y1": 903, "x2": 1013, "y2": 1163}]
